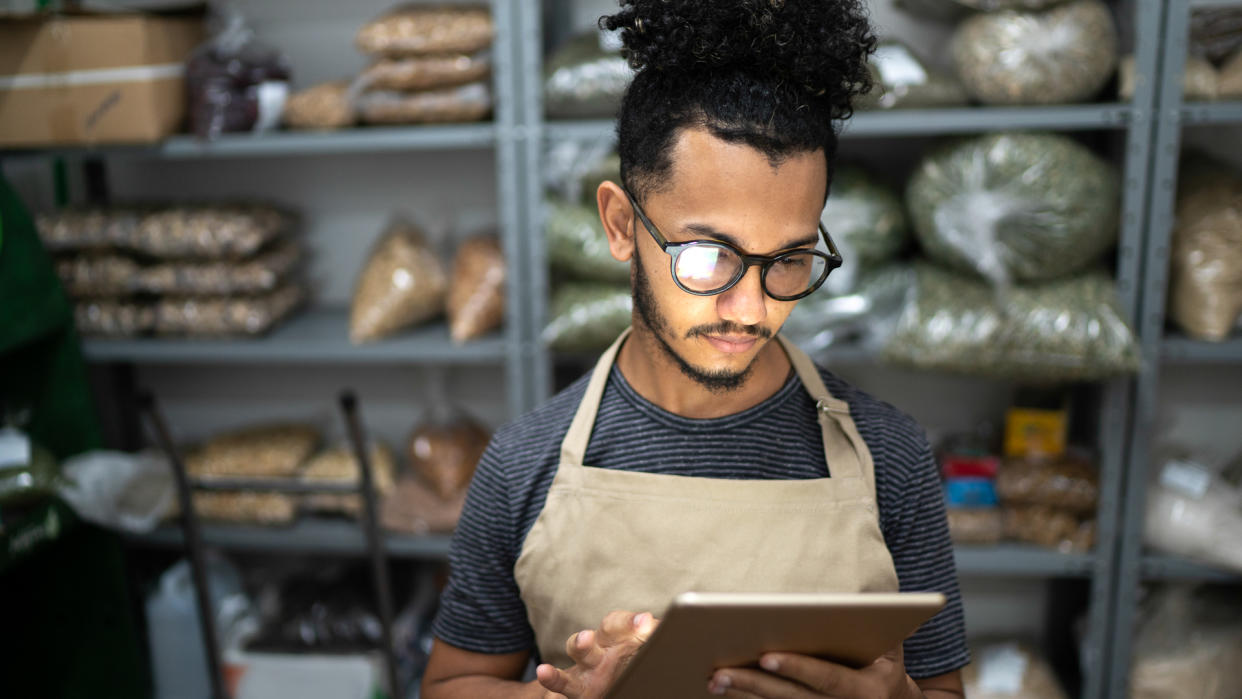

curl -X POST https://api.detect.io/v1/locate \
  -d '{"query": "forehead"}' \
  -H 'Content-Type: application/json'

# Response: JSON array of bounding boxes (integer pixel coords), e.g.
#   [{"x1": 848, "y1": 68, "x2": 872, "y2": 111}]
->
[{"x1": 655, "y1": 126, "x2": 828, "y2": 240}]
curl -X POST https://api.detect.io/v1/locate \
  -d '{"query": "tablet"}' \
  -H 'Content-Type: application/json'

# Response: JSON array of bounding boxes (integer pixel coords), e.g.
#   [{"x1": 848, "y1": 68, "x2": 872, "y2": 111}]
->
[{"x1": 604, "y1": 591, "x2": 946, "y2": 699}]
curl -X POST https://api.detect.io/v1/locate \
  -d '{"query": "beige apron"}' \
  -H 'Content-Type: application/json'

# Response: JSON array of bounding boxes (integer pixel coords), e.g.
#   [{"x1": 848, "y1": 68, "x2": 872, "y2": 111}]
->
[{"x1": 514, "y1": 329, "x2": 899, "y2": 668}]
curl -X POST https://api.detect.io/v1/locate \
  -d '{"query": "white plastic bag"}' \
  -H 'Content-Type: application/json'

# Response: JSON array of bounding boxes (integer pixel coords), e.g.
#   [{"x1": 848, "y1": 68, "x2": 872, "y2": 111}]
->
[
  {"x1": 1145, "y1": 458, "x2": 1242, "y2": 573},
  {"x1": 57, "y1": 450, "x2": 175, "y2": 533}
]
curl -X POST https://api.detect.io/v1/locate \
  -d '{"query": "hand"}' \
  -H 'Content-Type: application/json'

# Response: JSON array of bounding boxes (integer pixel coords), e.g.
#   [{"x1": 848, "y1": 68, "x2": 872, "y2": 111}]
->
[
  {"x1": 535, "y1": 610, "x2": 660, "y2": 699},
  {"x1": 707, "y1": 645, "x2": 923, "y2": 699}
]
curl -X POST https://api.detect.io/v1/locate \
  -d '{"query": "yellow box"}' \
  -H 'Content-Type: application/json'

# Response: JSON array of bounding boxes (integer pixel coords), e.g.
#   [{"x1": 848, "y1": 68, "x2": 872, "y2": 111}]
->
[{"x1": 1004, "y1": 407, "x2": 1068, "y2": 458}]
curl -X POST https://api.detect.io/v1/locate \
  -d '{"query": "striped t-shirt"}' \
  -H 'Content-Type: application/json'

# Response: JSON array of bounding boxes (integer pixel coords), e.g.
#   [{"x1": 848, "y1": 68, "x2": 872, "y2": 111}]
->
[{"x1": 432, "y1": 362, "x2": 970, "y2": 679}]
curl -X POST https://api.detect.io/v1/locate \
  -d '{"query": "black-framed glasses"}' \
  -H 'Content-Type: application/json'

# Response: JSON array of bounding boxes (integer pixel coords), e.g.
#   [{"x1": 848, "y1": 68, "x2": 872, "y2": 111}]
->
[{"x1": 624, "y1": 189, "x2": 843, "y2": 301}]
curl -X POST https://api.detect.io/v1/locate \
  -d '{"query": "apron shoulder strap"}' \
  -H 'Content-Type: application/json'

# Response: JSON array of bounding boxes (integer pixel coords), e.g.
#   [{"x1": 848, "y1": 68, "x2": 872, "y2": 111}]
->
[
  {"x1": 776, "y1": 334, "x2": 872, "y2": 482},
  {"x1": 560, "y1": 328, "x2": 631, "y2": 465}
]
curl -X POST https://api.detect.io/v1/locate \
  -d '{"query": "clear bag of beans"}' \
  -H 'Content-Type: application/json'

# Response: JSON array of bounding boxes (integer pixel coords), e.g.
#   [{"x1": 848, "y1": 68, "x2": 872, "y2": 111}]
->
[
  {"x1": 356, "y1": 82, "x2": 491, "y2": 124},
  {"x1": 357, "y1": 52, "x2": 490, "y2": 92},
  {"x1": 283, "y1": 81, "x2": 355, "y2": 130},
  {"x1": 349, "y1": 218, "x2": 447, "y2": 344},
  {"x1": 299, "y1": 443, "x2": 398, "y2": 517},
  {"x1": 355, "y1": 4, "x2": 493, "y2": 58},
  {"x1": 190, "y1": 491, "x2": 297, "y2": 525},
  {"x1": 544, "y1": 30, "x2": 632, "y2": 119},
  {"x1": 36, "y1": 209, "x2": 138, "y2": 253},
  {"x1": 74, "y1": 299, "x2": 156, "y2": 337},
  {"x1": 184, "y1": 423, "x2": 321, "y2": 480},
  {"x1": 136, "y1": 240, "x2": 303, "y2": 296},
  {"x1": 407, "y1": 412, "x2": 490, "y2": 500},
  {"x1": 996, "y1": 453, "x2": 1099, "y2": 514},
  {"x1": 56, "y1": 255, "x2": 142, "y2": 296},
  {"x1": 951, "y1": 0, "x2": 1118, "y2": 106},
  {"x1": 542, "y1": 283, "x2": 633, "y2": 353},
  {"x1": 154, "y1": 284, "x2": 303, "y2": 337},
  {"x1": 446, "y1": 235, "x2": 506, "y2": 343},
  {"x1": 545, "y1": 199, "x2": 630, "y2": 285},
  {"x1": 130, "y1": 204, "x2": 294, "y2": 260},
  {"x1": 1168, "y1": 158, "x2": 1242, "y2": 341}
]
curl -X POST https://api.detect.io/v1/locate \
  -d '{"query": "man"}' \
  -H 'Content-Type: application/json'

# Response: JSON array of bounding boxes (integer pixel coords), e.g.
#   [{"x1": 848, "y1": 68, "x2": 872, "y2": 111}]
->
[{"x1": 423, "y1": 2, "x2": 968, "y2": 697}]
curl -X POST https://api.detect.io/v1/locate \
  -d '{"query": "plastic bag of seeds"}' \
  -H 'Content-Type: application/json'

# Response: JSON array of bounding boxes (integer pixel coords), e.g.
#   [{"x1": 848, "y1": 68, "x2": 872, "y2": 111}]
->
[
  {"x1": 36, "y1": 208, "x2": 139, "y2": 252},
  {"x1": 544, "y1": 30, "x2": 633, "y2": 119},
  {"x1": 282, "y1": 81, "x2": 355, "y2": 130},
  {"x1": 185, "y1": 423, "x2": 321, "y2": 480},
  {"x1": 856, "y1": 41, "x2": 968, "y2": 112},
  {"x1": 1168, "y1": 159, "x2": 1242, "y2": 341},
  {"x1": 74, "y1": 299, "x2": 156, "y2": 337},
  {"x1": 355, "y1": 4, "x2": 493, "y2": 58},
  {"x1": 299, "y1": 443, "x2": 397, "y2": 516},
  {"x1": 356, "y1": 82, "x2": 491, "y2": 124},
  {"x1": 1218, "y1": 48, "x2": 1242, "y2": 98},
  {"x1": 446, "y1": 235, "x2": 506, "y2": 343},
  {"x1": 820, "y1": 166, "x2": 909, "y2": 295},
  {"x1": 782, "y1": 264, "x2": 913, "y2": 357},
  {"x1": 895, "y1": 0, "x2": 1064, "y2": 21},
  {"x1": 543, "y1": 283, "x2": 633, "y2": 353},
  {"x1": 1119, "y1": 55, "x2": 1219, "y2": 101},
  {"x1": 883, "y1": 265, "x2": 1140, "y2": 381},
  {"x1": 963, "y1": 642, "x2": 1069, "y2": 699},
  {"x1": 1002, "y1": 505, "x2": 1095, "y2": 552},
  {"x1": 154, "y1": 284, "x2": 303, "y2": 337},
  {"x1": 545, "y1": 198, "x2": 629, "y2": 285},
  {"x1": 906, "y1": 132, "x2": 1119, "y2": 287},
  {"x1": 189, "y1": 491, "x2": 297, "y2": 525},
  {"x1": 951, "y1": 0, "x2": 1118, "y2": 106},
  {"x1": 186, "y1": 5, "x2": 291, "y2": 140},
  {"x1": 56, "y1": 255, "x2": 142, "y2": 296},
  {"x1": 407, "y1": 412, "x2": 489, "y2": 500},
  {"x1": 135, "y1": 240, "x2": 303, "y2": 296},
  {"x1": 997, "y1": 453, "x2": 1099, "y2": 514},
  {"x1": 129, "y1": 204, "x2": 294, "y2": 260},
  {"x1": 946, "y1": 508, "x2": 1004, "y2": 546},
  {"x1": 349, "y1": 219, "x2": 447, "y2": 344},
  {"x1": 357, "y1": 52, "x2": 490, "y2": 92}
]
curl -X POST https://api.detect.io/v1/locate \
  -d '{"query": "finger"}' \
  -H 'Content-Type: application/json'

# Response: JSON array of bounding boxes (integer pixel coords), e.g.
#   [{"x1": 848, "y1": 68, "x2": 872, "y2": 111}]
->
[
  {"x1": 709, "y1": 667, "x2": 813, "y2": 698},
  {"x1": 535, "y1": 663, "x2": 579, "y2": 697},
  {"x1": 599, "y1": 610, "x2": 659, "y2": 646},
  {"x1": 756, "y1": 653, "x2": 865, "y2": 697},
  {"x1": 565, "y1": 629, "x2": 607, "y2": 667}
]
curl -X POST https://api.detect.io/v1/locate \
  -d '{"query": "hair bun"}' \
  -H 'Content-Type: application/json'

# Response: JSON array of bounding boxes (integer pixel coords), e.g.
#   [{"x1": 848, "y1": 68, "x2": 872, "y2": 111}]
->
[{"x1": 602, "y1": 0, "x2": 875, "y2": 115}]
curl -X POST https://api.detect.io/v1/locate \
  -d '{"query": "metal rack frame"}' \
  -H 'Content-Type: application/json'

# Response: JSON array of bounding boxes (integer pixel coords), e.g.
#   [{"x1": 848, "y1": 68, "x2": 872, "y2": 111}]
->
[{"x1": 1107, "y1": 1, "x2": 1242, "y2": 697}]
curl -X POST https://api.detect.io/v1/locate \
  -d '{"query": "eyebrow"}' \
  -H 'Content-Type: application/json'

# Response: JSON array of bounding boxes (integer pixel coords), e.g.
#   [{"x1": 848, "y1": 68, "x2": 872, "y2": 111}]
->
[{"x1": 681, "y1": 222, "x2": 820, "y2": 255}]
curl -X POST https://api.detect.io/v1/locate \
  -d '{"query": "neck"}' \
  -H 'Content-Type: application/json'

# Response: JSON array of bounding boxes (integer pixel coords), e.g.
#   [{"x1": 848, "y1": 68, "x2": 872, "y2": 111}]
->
[{"x1": 615, "y1": 323, "x2": 793, "y2": 419}]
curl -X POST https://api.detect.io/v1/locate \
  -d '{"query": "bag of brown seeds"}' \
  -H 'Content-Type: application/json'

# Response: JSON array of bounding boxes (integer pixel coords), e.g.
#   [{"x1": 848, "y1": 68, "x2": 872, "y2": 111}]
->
[
  {"x1": 357, "y1": 52, "x2": 490, "y2": 92},
  {"x1": 447, "y1": 236, "x2": 506, "y2": 343},
  {"x1": 350, "y1": 218, "x2": 447, "y2": 344},
  {"x1": 283, "y1": 81, "x2": 355, "y2": 130},
  {"x1": 356, "y1": 82, "x2": 491, "y2": 124},
  {"x1": 355, "y1": 4, "x2": 493, "y2": 57}
]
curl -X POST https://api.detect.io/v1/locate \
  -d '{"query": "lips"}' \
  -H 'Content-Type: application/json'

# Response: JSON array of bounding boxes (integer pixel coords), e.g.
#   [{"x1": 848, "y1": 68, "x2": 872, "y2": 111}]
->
[{"x1": 704, "y1": 334, "x2": 758, "y2": 354}]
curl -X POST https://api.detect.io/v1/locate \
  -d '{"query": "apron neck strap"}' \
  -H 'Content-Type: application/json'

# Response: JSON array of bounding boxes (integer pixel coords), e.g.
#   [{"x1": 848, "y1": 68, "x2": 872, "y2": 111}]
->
[
  {"x1": 560, "y1": 327, "x2": 631, "y2": 465},
  {"x1": 559, "y1": 329, "x2": 867, "y2": 481}
]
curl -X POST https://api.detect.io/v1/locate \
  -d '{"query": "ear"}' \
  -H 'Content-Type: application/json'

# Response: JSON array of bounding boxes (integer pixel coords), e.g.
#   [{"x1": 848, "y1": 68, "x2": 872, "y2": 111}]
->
[{"x1": 597, "y1": 180, "x2": 636, "y2": 263}]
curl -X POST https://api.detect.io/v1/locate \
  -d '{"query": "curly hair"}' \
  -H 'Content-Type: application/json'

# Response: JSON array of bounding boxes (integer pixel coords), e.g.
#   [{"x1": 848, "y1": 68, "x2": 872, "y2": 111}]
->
[{"x1": 600, "y1": 0, "x2": 876, "y2": 202}]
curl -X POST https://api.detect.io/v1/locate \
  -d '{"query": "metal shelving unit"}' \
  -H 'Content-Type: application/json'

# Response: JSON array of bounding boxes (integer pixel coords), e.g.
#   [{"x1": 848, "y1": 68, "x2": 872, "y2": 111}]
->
[
  {"x1": 522, "y1": 3, "x2": 1162, "y2": 698},
  {"x1": 128, "y1": 519, "x2": 454, "y2": 559},
  {"x1": 1109, "y1": 1, "x2": 1242, "y2": 696},
  {"x1": 82, "y1": 311, "x2": 508, "y2": 365}
]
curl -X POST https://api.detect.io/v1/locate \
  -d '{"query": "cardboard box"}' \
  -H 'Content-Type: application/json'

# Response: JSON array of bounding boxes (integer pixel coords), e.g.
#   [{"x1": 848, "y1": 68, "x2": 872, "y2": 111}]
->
[
  {"x1": 224, "y1": 650, "x2": 389, "y2": 699},
  {"x1": 0, "y1": 12, "x2": 202, "y2": 147}
]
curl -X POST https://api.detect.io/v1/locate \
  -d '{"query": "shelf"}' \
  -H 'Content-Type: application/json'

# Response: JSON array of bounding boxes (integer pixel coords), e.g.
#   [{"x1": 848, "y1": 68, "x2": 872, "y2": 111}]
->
[
  {"x1": 1, "y1": 124, "x2": 498, "y2": 160},
  {"x1": 953, "y1": 544, "x2": 1096, "y2": 577},
  {"x1": 126, "y1": 518, "x2": 454, "y2": 559},
  {"x1": 1141, "y1": 554, "x2": 1242, "y2": 582},
  {"x1": 1161, "y1": 333, "x2": 1242, "y2": 363},
  {"x1": 82, "y1": 309, "x2": 509, "y2": 365},
  {"x1": 1181, "y1": 101, "x2": 1242, "y2": 125},
  {"x1": 543, "y1": 105, "x2": 1133, "y2": 143},
  {"x1": 1191, "y1": 0, "x2": 1242, "y2": 9}
]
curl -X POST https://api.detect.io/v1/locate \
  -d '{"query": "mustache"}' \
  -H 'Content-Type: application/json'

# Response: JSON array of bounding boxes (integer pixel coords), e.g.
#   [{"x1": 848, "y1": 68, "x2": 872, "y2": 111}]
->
[{"x1": 686, "y1": 322, "x2": 773, "y2": 341}]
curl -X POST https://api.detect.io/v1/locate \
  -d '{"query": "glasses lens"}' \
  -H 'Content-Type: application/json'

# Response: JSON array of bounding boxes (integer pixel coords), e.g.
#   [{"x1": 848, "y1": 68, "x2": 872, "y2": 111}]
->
[
  {"x1": 674, "y1": 243, "x2": 740, "y2": 293},
  {"x1": 765, "y1": 251, "x2": 827, "y2": 298}
]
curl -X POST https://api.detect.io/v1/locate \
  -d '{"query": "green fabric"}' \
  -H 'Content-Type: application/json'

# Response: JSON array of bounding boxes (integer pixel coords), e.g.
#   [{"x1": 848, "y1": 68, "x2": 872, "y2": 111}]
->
[
  {"x1": 0, "y1": 172, "x2": 103, "y2": 459},
  {"x1": 0, "y1": 173, "x2": 147, "y2": 698}
]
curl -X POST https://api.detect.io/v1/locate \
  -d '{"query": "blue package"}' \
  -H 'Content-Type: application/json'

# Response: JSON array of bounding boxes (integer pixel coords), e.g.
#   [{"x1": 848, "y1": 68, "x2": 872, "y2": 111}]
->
[{"x1": 944, "y1": 478, "x2": 999, "y2": 507}]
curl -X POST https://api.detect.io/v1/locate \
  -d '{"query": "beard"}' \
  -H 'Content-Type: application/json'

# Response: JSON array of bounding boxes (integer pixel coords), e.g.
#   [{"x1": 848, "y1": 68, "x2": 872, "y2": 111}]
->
[{"x1": 631, "y1": 244, "x2": 770, "y2": 393}]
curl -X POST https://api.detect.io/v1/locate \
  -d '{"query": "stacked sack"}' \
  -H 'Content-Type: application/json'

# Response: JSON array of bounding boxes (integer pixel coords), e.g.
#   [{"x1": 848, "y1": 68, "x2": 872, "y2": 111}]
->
[
  {"x1": 541, "y1": 146, "x2": 633, "y2": 353},
  {"x1": 283, "y1": 4, "x2": 494, "y2": 130},
  {"x1": 544, "y1": 28, "x2": 633, "y2": 119},
  {"x1": 39, "y1": 204, "x2": 305, "y2": 338},
  {"x1": 1166, "y1": 155, "x2": 1242, "y2": 342},
  {"x1": 349, "y1": 217, "x2": 506, "y2": 344},
  {"x1": 894, "y1": 0, "x2": 1119, "y2": 107},
  {"x1": 885, "y1": 132, "x2": 1139, "y2": 381}
]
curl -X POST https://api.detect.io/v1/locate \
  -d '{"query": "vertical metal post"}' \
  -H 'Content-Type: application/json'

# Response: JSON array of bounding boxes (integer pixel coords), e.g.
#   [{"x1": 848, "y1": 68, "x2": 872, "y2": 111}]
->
[
  {"x1": 1108, "y1": 0, "x2": 1192, "y2": 696},
  {"x1": 518, "y1": 0, "x2": 552, "y2": 406},
  {"x1": 140, "y1": 392, "x2": 230, "y2": 699},
  {"x1": 338, "y1": 391, "x2": 401, "y2": 699}
]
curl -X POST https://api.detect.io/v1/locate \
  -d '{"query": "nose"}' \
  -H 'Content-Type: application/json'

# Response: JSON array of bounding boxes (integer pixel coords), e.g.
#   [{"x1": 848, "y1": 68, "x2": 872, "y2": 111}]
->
[{"x1": 716, "y1": 264, "x2": 768, "y2": 327}]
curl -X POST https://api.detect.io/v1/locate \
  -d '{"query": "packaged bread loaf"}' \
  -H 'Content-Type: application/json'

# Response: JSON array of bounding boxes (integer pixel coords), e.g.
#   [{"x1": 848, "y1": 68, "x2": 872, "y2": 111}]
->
[
  {"x1": 357, "y1": 53, "x2": 490, "y2": 91},
  {"x1": 355, "y1": 4, "x2": 493, "y2": 57},
  {"x1": 184, "y1": 423, "x2": 321, "y2": 480},
  {"x1": 283, "y1": 81, "x2": 355, "y2": 130},
  {"x1": 154, "y1": 284, "x2": 303, "y2": 337},
  {"x1": 407, "y1": 416, "x2": 489, "y2": 499},
  {"x1": 190, "y1": 491, "x2": 297, "y2": 525},
  {"x1": 74, "y1": 300, "x2": 156, "y2": 337},
  {"x1": 350, "y1": 218, "x2": 447, "y2": 344},
  {"x1": 300, "y1": 443, "x2": 397, "y2": 516},
  {"x1": 446, "y1": 235, "x2": 506, "y2": 343},
  {"x1": 356, "y1": 82, "x2": 491, "y2": 124}
]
